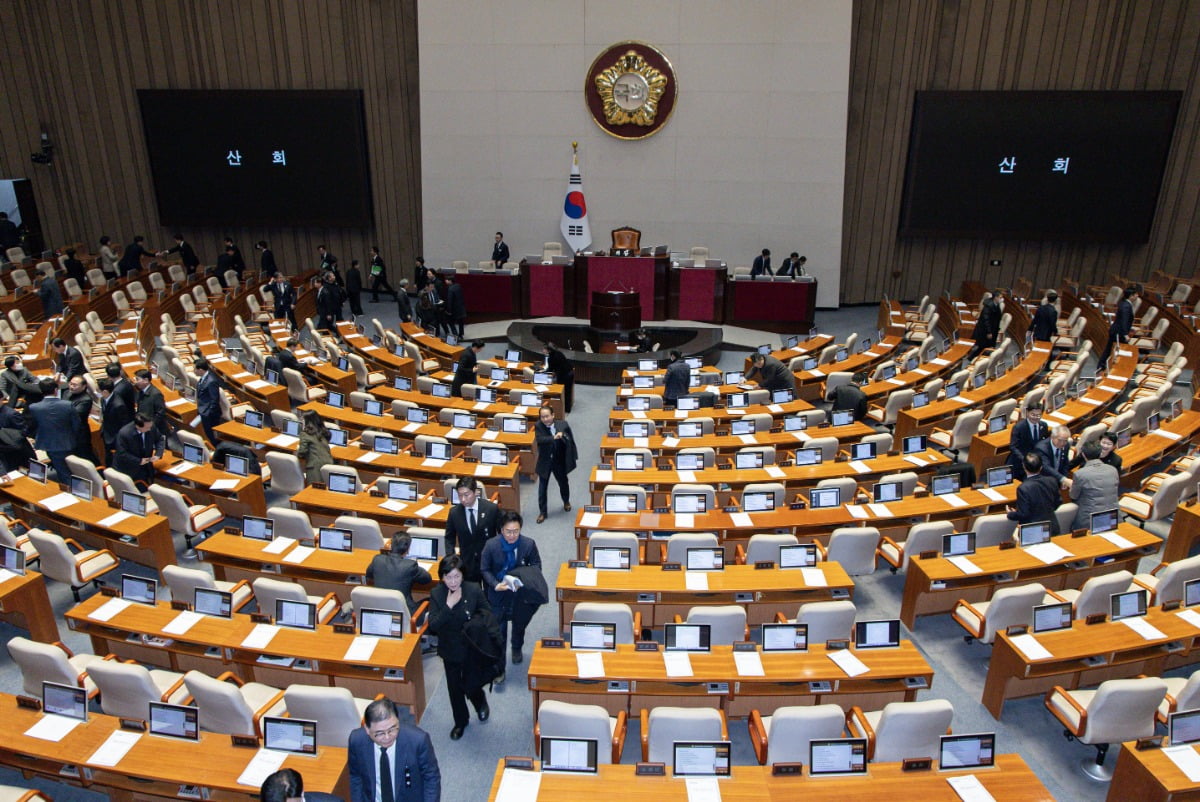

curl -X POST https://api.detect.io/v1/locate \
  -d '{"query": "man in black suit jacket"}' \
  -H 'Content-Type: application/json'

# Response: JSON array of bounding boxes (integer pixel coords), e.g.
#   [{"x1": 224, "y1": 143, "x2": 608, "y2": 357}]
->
[
  {"x1": 750, "y1": 248, "x2": 772, "y2": 277},
  {"x1": 491, "y1": 231, "x2": 509, "y2": 268},
  {"x1": 1098, "y1": 286, "x2": 1137, "y2": 369},
  {"x1": 193, "y1": 359, "x2": 222, "y2": 446},
  {"x1": 133, "y1": 369, "x2": 168, "y2": 439},
  {"x1": 264, "y1": 273, "x2": 297, "y2": 329},
  {"x1": 159, "y1": 234, "x2": 201, "y2": 272},
  {"x1": 1008, "y1": 404, "x2": 1049, "y2": 480},
  {"x1": 265, "y1": 339, "x2": 303, "y2": 377},
  {"x1": 98, "y1": 377, "x2": 132, "y2": 467},
  {"x1": 444, "y1": 275, "x2": 466, "y2": 338},
  {"x1": 443, "y1": 475, "x2": 500, "y2": 583},
  {"x1": 260, "y1": 768, "x2": 342, "y2": 802},
  {"x1": 348, "y1": 698, "x2": 440, "y2": 802},
  {"x1": 316, "y1": 272, "x2": 344, "y2": 330},
  {"x1": 1034, "y1": 424, "x2": 1074, "y2": 488},
  {"x1": 318, "y1": 244, "x2": 338, "y2": 275},
  {"x1": 1008, "y1": 452, "x2": 1063, "y2": 535},
  {"x1": 1029, "y1": 291, "x2": 1059, "y2": 342},
  {"x1": 113, "y1": 414, "x2": 162, "y2": 484},
  {"x1": 452, "y1": 340, "x2": 483, "y2": 398},
  {"x1": 52, "y1": 337, "x2": 86, "y2": 381},
  {"x1": 480, "y1": 510, "x2": 543, "y2": 669},
  {"x1": 118, "y1": 235, "x2": 152, "y2": 276},
  {"x1": 223, "y1": 237, "x2": 245, "y2": 279},
  {"x1": 542, "y1": 342, "x2": 575, "y2": 413},
  {"x1": 255, "y1": 240, "x2": 277, "y2": 278},
  {"x1": 215, "y1": 246, "x2": 236, "y2": 286},
  {"x1": 66, "y1": 375, "x2": 96, "y2": 463},
  {"x1": 62, "y1": 248, "x2": 87, "y2": 286},
  {"x1": 105, "y1": 363, "x2": 137, "y2": 411},
  {"x1": 534, "y1": 405, "x2": 577, "y2": 524}
]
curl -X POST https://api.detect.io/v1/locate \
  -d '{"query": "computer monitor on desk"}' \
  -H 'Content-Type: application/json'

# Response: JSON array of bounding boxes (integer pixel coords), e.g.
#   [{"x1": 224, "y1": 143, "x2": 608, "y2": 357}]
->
[
  {"x1": 673, "y1": 493, "x2": 707, "y2": 514},
  {"x1": 685, "y1": 548, "x2": 723, "y2": 571},
  {"x1": 359, "y1": 608, "x2": 406, "y2": 639},
  {"x1": 986, "y1": 465, "x2": 1013, "y2": 487},
  {"x1": 42, "y1": 681, "x2": 88, "y2": 722},
  {"x1": 121, "y1": 574, "x2": 157, "y2": 605},
  {"x1": 809, "y1": 487, "x2": 840, "y2": 509},
  {"x1": 318, "y1": 527, "x2": 353, "y2": 552},
  {"x1": 742, "y1": 490, "x2": 775, "y2": 513},
  {"x1": 855, "y1": 619, "x2": 900, "y2": 649},
  {"x1": 592, "y1": 547, "x2": 631, "y2": 570},
  {"x1": 615, "y1": 452, "x2": 645, "y2": 472},
  {"x1": 0, "y1": 544, "x2": 25, "y2": 576},
  {"x1": 569, "y1": 621, "x2": 616, "y2": 651},
  {"x1": 942, "y1": 532, "x2": 975, "y2": 557},
  {"x1": 149, "y1": 702, "x2": 200, "y2": 740},
  {"x1": 1018, "y1": 521, "x2": 1052, "y2": 547},
  {"x1": 808, "y1": 738, "x2": 867, "y2": 777},
  {"x1": 408, "y1": 536, "x2": 438, "y2": 562},
  {"x1": 1090, "y1": 509, "x2": 1119, "y2": 535},
  {"x1": 328, "y1": 472, "x2": 358, "y2": 494},
  {"x1": 849, "y1": 442, "x2": 875, "y2": 460},
  {"x1": 1170, "y1": 709, "x2": 1200, "y2": 746},
  {"x1": 1032, "y1": 602, "x2": 1072, "y2": 633},
  {"x1": 762, "y1": 623, "x2": 807, "y2": 651},
  {"x1": 673, "y1": 741, "x2": 731, "y2": 778},
  {"x1": 1110, "y1": 589, "x2": 1148, "y2": 621},
  {"x1": 735, "y1": 451, "x2": 763, "y2": 470},
  {"x1": 603, "y1": 493, "x2": 638, "y2": 514},
  {"x1": 276, "y1": 599, "x2": 317, "y2": 630},
  {"x1": 794, "y1": 447, "x2": 822, "y2": 466},
  {"x1": 939, "y1": 733, "x2": 995, "y2": 770},
  {"x1": 872, "y1": 481, "x2": 903, "y2": 503},
  {"x1": 931, "y1": 474, "x2": 959, "y2": 496},
  {"x1": 540, "y1": 737, "x2": 599, "y2": 774},
  {"x1": 194, "y1": 588, "x2": 233, "y2": 618},
  {"x1": 779, "y1": 544, "x2": 818, "y2": 568},
  {"x1": 263, "y1": 716, "x2": 318, "y2": 755}
]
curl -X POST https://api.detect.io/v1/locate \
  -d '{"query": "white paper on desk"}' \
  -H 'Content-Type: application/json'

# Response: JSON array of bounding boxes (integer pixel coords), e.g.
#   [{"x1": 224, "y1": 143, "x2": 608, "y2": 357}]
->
[
  {"x1": 379, "y1": 499, "x2": 407, "y2": 513},
  {"x1": 764, "y1": 466, "x2": 785, "y2": 479},
  {"x1": 867, "y1": 502, "x2": 891, "y2": 518},
  {"x1": 735, "y1": 434, "x2": 756, "y2": 446},
  {"x1": 674, "y1": 409, "x2": 688, "y2": 419},
  {"x1": 674, "y1": 513, "x2": 695, "y2": 529},
  {"x1": 24, "y1": 714, "x2": 83, "y2": 742},
  {"x1": 344, "y1": 635, "x2": 378, "y2": 662},
  {"x1": 166, "y1": 461, "x2": 195, "y2": 476},
  {"x1": 948, "y1": 396, "x2": 972, "y2": 406},
  {"x1": 1009, "y1": 633, "x2": 1052, "y2": 661},
  {"x1": 473, "y1": 401, "x2": 490, "y2": 411},
  {"x1": 734, "y1": 650, "x2": 765, "y2": 677},
  {"x1": 1097, "y1": 530, "x2": 1135, "y2": 549},
  {"x1": 828, "y1": 649, "x2": 870, "y2": 677},
  {"x1": 99, "y1": 510, "x2": 134, "y2": 527},
  {"x1": 115, "y1": 337, "x2": 135, "y2": 346},
  {"x1": 39, "y1": 492, "x2": 79, "y2": 512},
  {"x1": 211, "y1": 478, "x2": 240, "y2": 491},
  {"x1": 1154, "y1": 428, "x2": 1184, "y2": 441},
  {"x1": 0, "y1": 568, "x2": 16, "y2": 585},
  {"x1": 89, "y1": 597, "x2": 132, "y2": 622},
  {"x1": 163, "y1": 610, "x2": 204, "y2": 635},
  {"x1": 791, "y1": 431, "x2": 810, "y2": 442},
  {"x1": 949, "y1": 556, "x2": 983, "y2": 575},
  {"x1": 579, "y1": 512, "x2": 602, "y2": 528},
  {"x1": 267, "y1": 434, "x2": 298, "y2": 448},
  {"x1": 661, "y1": 437, "x2": 681, "y2": 447},
  {"x1": 845, "y1": 504, "x2": 868, "y2": 519},
  {"x1": 446, "y1": 428, "x2": 464, "y2": 439},
  {"x1": 904, "y1": 455, "x2": 930, "y2": 467},
  {"x1": 402, "y1": 422, "x2": 421, "y2": 434},
  {"x1": 166, "y1": 397, "x2": 189, "y2": 409},
  {"x1": 704, "y1": 385, "x2": 720, "y2": 395},
  {"x1": 1045, "y1": 410, "x2": 1071, "y2": 423},
  {"x1": 941, "y1": 493, "x2": 970, "y2": 509},
  {"x1": 729, "y1": 512, "x2": 753, "y2": 528},
  {"x1": 414, "y1": 503, "x2": 444, "y2": 518},
  {"x1": 88, "y1": 729, "x2": 142, "y2": 767},
  {"x1": 356, "y1": 451, "x2": 381, "y2": 464},
  {"x1": 283, "y1": 545, "x2": 315, "y2": 564},
  {"x1": 473, "y1": 464, "x2": 493, "y2": 477},
  {"x1": 237, "y1": 748, "x2": 288, "y2": 788},
  {"x1": 574, "y1": 568, "x2": 598, "y2": 587},
  {"x1": 262, "y1": 536, "x2": 296, "y2": 554},
  {"x1": 241, "y1": 623, "x2": 279, "y2": 649},
  {"x1": 421, "y1": 457, "x2": 449, "y2": 467},
  {"x1": 807, "y1": 369, "x2": 825, "y2": 378},
  {"x1": 800, "y1": 567, "x2": 828, "y2": 587},
  {"x1": 619, "y1": 388, "x2": 633, "y2": 396},
  {"x1": 886, "y1": 377, "x2": 906, "y2": 386},
  {"x1": 685, "y1": 572, "x2": 709, "y2": 591},
  {"x1": 663, "y1": 651, "x2": 694, "y2": 677},
  {"x1": 633, "y1": 437, "x2": 649, "y2": 448},
  {"x1": 575, "y1": 651, "x2": 605, "y2": 678},
  {"x1": 1080, "y1": 396, "x2": 1102, "y2": 406},
  {"x1": 677, "y1": 470, "x2": 697, "y2": 483},
  {"x1": 946, "y1": 773, "x2": 996, "y2": 802},
  {"x1": 245, "y1": 379, "x2": 271, "y2": 391},
  {"x1": 932, "y1": 358, "x2": 950, "y2": 366},
  {"x1": 631, "y1": 410, "x2": 647, "y2": 419},
  {"x1": 595, "y1": 469, "x2": 613, "y2": 482},
  {"x1": 979, "y1": 488, "x2": 1006, "y2": 502},
  {"x1": 847, "y1": 460, "x2": 870, "y2": 474},
  {"x1": 1165, "y1": 745, "x2": 1200, "y2": 781},
  {"x1": 1178, "y1": 609, "x2": 1200, "y2": 629},
  {"x1": 767, "y1": 403, "x2": 784, "y2": 414},
  {"x1": 1024, "y1": 542, "x2": 1073, "y2": 565},
  {"x1": 496, "y1": 768, "x2": 542, "y2": 801},
  {"x1": 913, "y1": 368, "x2": 931, "y2": 376},
  {"x1": 1121, "y1": 616, "x2": 1167, "y2": 641}
]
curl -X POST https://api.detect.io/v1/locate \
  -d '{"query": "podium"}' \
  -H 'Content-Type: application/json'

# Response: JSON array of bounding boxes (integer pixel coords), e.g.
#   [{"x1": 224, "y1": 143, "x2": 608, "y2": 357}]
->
[{"x1": 589, "y1": 291, "x2": 641, "y2": 332}]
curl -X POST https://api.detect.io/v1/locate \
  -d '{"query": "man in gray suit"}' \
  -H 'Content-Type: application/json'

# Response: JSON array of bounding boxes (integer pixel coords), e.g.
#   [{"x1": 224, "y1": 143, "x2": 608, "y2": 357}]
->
[
  {"x1": 25, "y1": 378, "x2": 78, "y2": 482},
  {"x1": 1069, "y1": 439, "x2": 1120, "y2": 531}
]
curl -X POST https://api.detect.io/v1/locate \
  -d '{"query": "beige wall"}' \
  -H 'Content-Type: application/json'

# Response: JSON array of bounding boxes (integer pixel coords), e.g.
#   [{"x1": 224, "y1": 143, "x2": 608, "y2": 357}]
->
[{"x1": 418, "y1": 0, "x2": 852, "y2": 307}]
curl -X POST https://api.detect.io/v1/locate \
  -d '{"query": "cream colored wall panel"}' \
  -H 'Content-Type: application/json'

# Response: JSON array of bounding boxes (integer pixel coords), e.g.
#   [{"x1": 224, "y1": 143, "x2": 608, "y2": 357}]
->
[{"x1": 582, "y1": 1, "x2": 681, "y2": 46}]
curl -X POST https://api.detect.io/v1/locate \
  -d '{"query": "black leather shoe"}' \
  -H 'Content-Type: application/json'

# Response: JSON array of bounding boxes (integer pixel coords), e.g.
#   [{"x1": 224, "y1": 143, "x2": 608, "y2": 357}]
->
[
  {"x1": 512, "y1": 648, "x2": 523, "y2": 664},
  {"x1": 564, "y1": 503, "x2": 572, "y2": 511},
  {"x1": 494, "y1": 671, "x2": 506, "y2": 684},
  {"x1": 450, "y1": 726, "x2": 464, "y2": 740},
  {"x1": 478, "y1": 704, "x2": 490, "y2": 722},
  {"x1": 536, "y1": 514, "x2": 546, "y2": 524}
]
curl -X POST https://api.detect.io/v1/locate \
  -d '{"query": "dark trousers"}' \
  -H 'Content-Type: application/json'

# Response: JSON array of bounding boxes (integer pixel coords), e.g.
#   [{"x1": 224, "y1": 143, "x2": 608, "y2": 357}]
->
[
  {"x1": 452, "y1": 317, "x2": 465, "y2": 338},
  {"x1": 443, "y1": 659, "x2": 487, "y2": 729},
  {"x1": 371, "y1": 275, "x2": 396, "y2": 301},
  {"x1": 46, "y1": 450, "x2": 72, "y2": 485},
  {"x1": 1097, "y1": 330, "x2": 1124, "y2": 371},
  {"x1": 492, "y1": 594, "x2": 536, "y2": 657},
  {"x1": 538, "y1": 462, "x2": 571, "y2": 515},
  {"x1": 348, "y1": 291, "x2": 363, "y2": 317},
  {"x1": 562, "y1": 374, "x2": 575, "y2": 413},
  {"x1": 276, "y1": 308, "x2": 298, "y2": 330},
  {"x1": 201, "y1": 413, "x2": 221, "y2": 447}
]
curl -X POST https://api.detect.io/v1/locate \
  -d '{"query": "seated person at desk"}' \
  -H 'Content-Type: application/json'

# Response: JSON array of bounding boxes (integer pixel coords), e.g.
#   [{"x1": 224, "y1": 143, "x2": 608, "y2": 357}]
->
[
  {"x1": 114, "y1": 413, "x2": 164, "y2": 486},
  {"x1": 1007, "y1": 452, "x2": 1062, "y2": 535},
  {"x1": 297, "y1": 409, "x2": 334, "y2": 484},
  {"x1": 367, "y1": 533, "x2": 432, "y2": 616},
  {"x1": 832, "y1": 371, "x2": 869, "y2": 421},
  {"x1": 663, "y1": 350, "x2": 690, "y2": 407},
  {"x1": 632, "y1": 328, "x2": 652, "y2": 353},
  {"x1": 0, "y1": 390, "x2": 33, "y2": 471},
  {"x1": 265, "y1": 339, "x2": 302, "y2": 375},
  {"x1": 261, "y1": 768, "x2": 342, "y2": 802},
  {"x1": 746, "y1": 352, "x2": 793, "y2": 394}
]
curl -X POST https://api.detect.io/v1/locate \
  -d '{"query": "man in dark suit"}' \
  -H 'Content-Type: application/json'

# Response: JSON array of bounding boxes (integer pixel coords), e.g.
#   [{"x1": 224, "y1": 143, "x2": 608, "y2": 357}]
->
[
  {"x1": 0, "y1": 391, "x2": 33, "y2": 471},
  {"x1": 480, "y1": 510, "x2": 542, "y2": 672},
  {"x1": 223, "y1": 237, "x2": 245, "y2": 280},
  {"x1": 26, "y1": 378, "x2": 78, "y2": 483},
  {"x1": 1007, "y1": 452, "x2": 1063, "y2": 535},
  {"x1": 62, "y1": 248, "x2": 87, "y2": 286},
  {"x1": 52, "y1": 337, "x2": 86, "y2": 381},
  {"x1": 750, "y1": 248, "x2": 772, "y2": 277},
  {"x1": 1034, "y1": 424, "x2": 1074, "y2": 488},
  {"x1": 105, "y1": 363, "x2": 136, "y2": 411},
  {"x1": 452, "y1": 340, "x2": 483, "y2": 398},
  {"x1": 318, "y1": 245, "x2": 338, "y2": 275},
  {"x1": 663, "y1": 349, "x2": 690, "y2": 407},
  {"x1": 832, "y1": 371, "x2": 870, "y2": 422},
  {"x1": 97, "y1": 377, "x2": 132, "y2": 467},
  {"x1": 534, "y1": 404, "x2": 577, "y2": 524},
  {"x1": 264, "y1": 273, "x2": 297, "y2": 329},
  {"x1": 541, "y1": 342, "x2": 575, "y2": 413},
  {"x1": 746, "y1": 353, "x2": 793, "y2": 394},
  {"x1": 215, "y1": 246, "x2": 236, "y2": 286},
  {"x1": 368, "y1": 246, "x2": 396, "y2": 303},
  {"x1": 133, "y1": 369, "x2": 168, "y2": 440},
  {"x1": 114, "y1": 414, "x2": 163, "y2": 485},
  {"x1": 1029, "y1": 291, "x2": 1059, "y2": 342},
  {"x1": 118, "y1": 235, "x2": 153, "y2": 276},
  {"x1": 443, "y1": 475, "x2": 500, "y2": 583},
  {"x1": 260, "y1": 768, "x2": 342, "y2": 802},
  {"x1": 66, "y1": 375, "x2": 96, "y2": 463},
  {"x1": 316, "y1": 271, "x2": 344, "y2": 330},
  {"x1": 491, "y1": 232, "x2": 509, "y2": 268},
  {"x1": 444, "y1": 275, "x2": 466, "y2": 338},
  {"x1": 255, "y1": 240, "x2": 277, "y2": 279},
  {"x1": 266, "y1": 339, "x2": 303, "y2": 377},
  {"x1": 777, "y1": 253, "x2": 807, "y2": 277},
  {"x1": 1098, "y1": 285, "x2": 1136, "y2": 369},
  {"x1": 193, "y1": 359, "x2": 222, "y2": 446},
  {"x1": 1008, "y1": 404, "x2": 1049, "y2": 481},
  {"x1": 968, "y1": 290, "x2": 1002, "y2": 359},
  {"x1": 348, "y1": 698, "x2": 440, "y2": 802},
  {"x1": 159, "y1": 234, "x2": 201, "y2": 272}
]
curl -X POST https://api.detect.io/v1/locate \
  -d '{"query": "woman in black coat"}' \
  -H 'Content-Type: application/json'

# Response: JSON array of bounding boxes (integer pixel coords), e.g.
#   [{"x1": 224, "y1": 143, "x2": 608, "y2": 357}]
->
[{"x1": 427, "y1": 554, "x2": 490, "y2": 740}]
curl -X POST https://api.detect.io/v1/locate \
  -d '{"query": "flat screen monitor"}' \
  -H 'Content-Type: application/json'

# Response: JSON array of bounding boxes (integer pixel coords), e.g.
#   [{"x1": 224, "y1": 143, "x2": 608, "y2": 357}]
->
[
  {"x1": 676, "y1": 453, "x2": 704, "y2": 471},
  {"x1": 742, "y1": 491, "x2": 775, "y2": 513},
  {"x1": 503, "y1": 349, "x2": 521, "y2": 363},
  {"x1": 244, "y1": 410, "x2": 265, "y2": 429},
  {"x1": 665, "y1": 623, "x2": 712, "y2": 652},
  {"x1": 782, "y1": 335, "x2": 799, "y2": 349},
  {"x1": 872, "y1": 481, "x2": 903, "y2": 503},
  {"x1": 327, "y1": 391, "x2": 345, "y2": 409},
  {"x1": 425, "y1": 441, "x2": 452, "y2": 461},
  {"x1": 988, "y1": 415, "x2": 1008, "y2": 434},
  {"x1": 450, "y1": 412, "x2": 477, "y2": 431},
  {"x1": 431, "y1": 383, "x2": 451, "y2": 398},
  {"x1": 1090, "y1": 508, "x2": 1119, "y2": 535},
  {"x1": 474, "y1": 386, "x2": 495, "y2": 403},
  {"x1": 317, "y1": 527, "x2": 353, "y2": 552},
  {"x1": 685, "y1": 548, "x2": 723, "y2": 571},
  {"x1": 802, "y1": 358, "x2": 818, "y2": 371},
  {"x1": 727, "y1": 392, "x2": 748, "y2": 409},
  {"x1": 993, "y1": 362, "x2": 1008, "y2": 379},
  {"x1": 731, "y1": 419, "x2": 756, "y2": 436},
  {"x1": 973, "y1": 372, "x2": 987, "y2": 389},
  {"x1": 480, "y1": 446, "x2": 508, "y2": 466},
  {"x1": 540, "y1": 737, "x2": 599, "y2": 774},
  {"x1": 615, "y1": 452, "x2": 645, "y2": 471},
  {"x1": 408, "y1": 536, "x2": 438, "y2": 562},
  {"x1": 986, "y1": 465, "x2": 1014, "y2": 487},
  {"x1": 27, "y1": 460, "x2": 47, "y2": 483},
  {"x1": 626, "y1": 396, "x2": 650, "y2": 411},
  {"x1": 406, "y1": 408, "x2": 429, "y2": 424},
  {"x1": 121, "y1": 574, "x2": 157, "y2": 605},
  {"x1": 880, "y1": 365, "x2": 897, "y2": 381},
  {"x1": 149, "y1": 702, "x2": 200, "y2": 740},
  {"x1": 262, "y1": 716, "x2": 318, "y2": 755},
  {"x1": 902, "y1": 435, "x2": 927, "y2": 454},
  {"x1": 603, "y1": 493, "x2": 637, "y2": 514},
  {"x1": 225, "y1": 453, "x2": 250, "y2": 477},
  {"x1": 942, "y1": 532, "x2": 976, "y2": 557},
  {"x1": 809, "y1": 487, "x2": 840, "y2": 509},
  {"x1": 773, "y1": 389, "x2": 794, "y2": 403},
  {"x1": 1019, "y1": 521, "x2": 1052, "y2": 547},
  {"x1": 194, "y1": 588, "x2": 233, "y2": 618},
  {"x1": 637, "y1": 359, "x2": 658, "y2": 371},
  {"x1": 677, "y1": 421, "x2": 702, "y2": 438},
  {"x1": 1147, "y1": 412, "x2": 1161, "y2": 432},
  {"x1": 621, "y1": 421, "x2": 650, "y2": 438},
  {"x1": 568, "y1": 621, "x2": 616, "y2": 651},
  {"x1": 676, "y1": 396, "x2": 699, "y2": 410},
  {"x1": 724, "y1": 371, "x2": 744, "y2": 385},
  {"x1": 1032, "y1": 602, "x2": 1073, "y2": 633},
  {"x1": 0, "y1": 544, "x2": 25, "y2": 575},
  {"x1": 1170, "y1": 710, "x2": 1200, "y2": 746},
  {"x1": 1186, "y1": 578, "x2": 1200, "y2": 608},
  {"x1": 328, "y1": 472, "x2": 357, "y2": 494},
  {"x1": 735, "y1": 451, "x2": 763, "y2": 469},
  {"x1": 685, "y1": 357, "x2": 703, "y2": 369},
  {"x1": 532, "y1": 372, "x2": 553, "y2": 385},
  {"x1": 855, "y1": 619, "x2": 901, "y2": 649},
  {"x1": 945, "y1": 381, "x2": 960, "y2": 399},
  {"x1": 850, "y1": 442, "x2": 876, "y2": 460},
  {"x1": 325, "y1": 428, "x2": 347, "y2": 448},
  {"x1": 672, "y1": 493, "x2": 707, "y2": 514},
  {"x1": 43, "y1": 681, "x2": 88, "y2": 722},
  {"x1": 335, "y1": 356, "x2": 350, "y2": 373},
  {"x1": 517, "y1": 392, "x2": 541, "y2": 406},
  {"x1": 1110, "y1": 589, "x2": 1148, "y2": 621},
  {"x1": 359, "y1": 608, "x2": 406, "y2": 639},
  {"x1": 282, "y1": 419, "x2": 301, "y2": 437},
  {"x1": 830, "y1": 409, "x2": 854, "y2": 427},
  {"x1": 264, "y1": 369, "x2": 281, "y2": 386},
  {"x1": 67, "y1": 475, "x2": 92, "y2": 501},
  {"x1": 373, "y1": 435, "x2": 398, "y2": 455},
  {"x1": 1116, "y1": 428, "x2": 1132, "y2": 448},
  {"x1": 490, "y1": 368, "x2": 508, "y2": 382},
  {"x1": 591, "y1": 547, "x2": 631, "y2": 570},
  {"x1": 501, "y1": 417, "x2": 526, "y2": 433},
  {"x1": 276, "y1": 599, "x2": 317, "y2": 630},
  {"x1": 182, "y1": 443, "x2": 205, "y2": 465},
  {"x1": 834, "y1": 348, "x2": 848, "y2": 362},
  {"x1": 362, "y1": 399, "x2": 383, "y2": 417},
  {"x1": 388, "y1": 481, "x2": 418, "y2": 502},
  {"x1": 931, "y1": 474, "x2": 960, "y2": 496},
  {"x1": 761, "y1": 623, "x2": 808, "y2": 652},
  {"x1": 912, "y1": 392, "x2": 929, "y2": 409},
  {"x1": 808, "y1": 738, "x2": 867, "y2": 777},
  {"x1": 393, "y1": 375, "x2": 413, "y2": 391},
  {"x1": 779, "y1": 544, "x2": 818, "y2": 568},
  {"x1": 242, "y1": 515, "x2": 273, "y2": 541},
  {"x1": 794, "y1": 447, "x2": 822, "y2": 466},
  {"x1": 672, "y1": 741, "x2": 731, "y2": 778},
  {"x1": 939, "y1": 733, "x2": 996, "y2": 770}
]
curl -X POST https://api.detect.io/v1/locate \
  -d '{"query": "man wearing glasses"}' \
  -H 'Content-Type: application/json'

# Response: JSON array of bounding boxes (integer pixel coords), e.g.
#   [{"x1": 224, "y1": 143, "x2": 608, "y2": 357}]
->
[
  {"x1": 480, "y1": 510, "x2": 544, "y2": 674},
  {"x1": 348, "y1": 698, "x2": 440, "y2": 802}
]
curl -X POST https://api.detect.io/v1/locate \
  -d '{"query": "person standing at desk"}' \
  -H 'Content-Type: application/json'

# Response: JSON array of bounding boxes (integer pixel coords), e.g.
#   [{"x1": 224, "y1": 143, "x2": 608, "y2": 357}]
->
[
  {"x1": 133, "y1": 369, "x2": 167, "y2": 440},
  {"x1": 37, "y1": 273, "x2": 63, "y2": 318},
  {"x1": 26, "y1": 378, "x2": 75, "y2": 483},
  {"x1": 480, "y1": 510, "x2": 543, "y2": 674},
  {"x1": 1029, "y1": 291, "x2": 1059, "y2": 342},
  {"x1": 1098, "y1": 286, "x2": 1136, "y2": 370},
  {"x1": 192, "y1": 359, "x2": 222, "y2": 446},
  {"x1": 118, "y1": 235, "x2": 153, "y2": 276},
  {"x1": 750, "y1": 248, "x2": 772, "y2": 277},
  {"x1": 52, "y1": 337, "x2": 86, "y2": 382},
  {"x1": 114, "y1": 413, "x2": 163, "y2": 486},
  {"x1": 1008, "y1": 403, "x2": 1049, "y2": 481},
  {"x1": 663, "y1": 349, "x2": 690, "y2": 407},
  {"x1": 491, "y1": 231, "x2": 509, "y2": 268},
  {"x1": 67, "y1": 375, "x2": 96, "y2": 463},
  {"x1": 968, "y1": 290, "x2": 1001, "y2": 359},
  {"x1": 264, "y1": 273, "x2": 298, "y2": 330},
  {"x1": 347, "y1": 697, "x2": 441, "y2": 801},
  {"x1": 223, "y1": 237, "x2": 246, "y2": 281},
  {"x1": 746, "y1": 353, "x2": 793, "y2": 394},
  {"x1": 158, "y1": 234, "x2": 201, "y2": 273},
  {"x1": 777, "y1": 252, "x2": 807, "y2": 277},
  {"x1": 1069, "y1": 440, "x2": 1120, "y2": 531},
  {"x1": 62, "y1": 248, "x2": 86, "y2": 286},
  {"x1": 452, "y1": 340, "x2": 484, "y2": 399},
  {"x1": 255, "y1": 240, "x2": 277, "y2": 279},
  {"x1": 317, "y1": 270, "x2": 345, "y2": 331},
  {"x1": 444, "y1": 274, "x2": 466, "y2": 339},
  {"x1": 367, "y1": 533, "x2": 432, "y2": 616},
  {"x1": 1007, "y1": 452, "x2": 1062, "y2": 535},
  {"x1": 98, "y1": 378, "x2": 133, "y2": 466},
  {"x1": 443, "y1": 475, "x2": 500, "y2": 583},
  {"x1": 534, "y1": 404, "x2": 577, "y2": 524},
  {"x1": 427, "y1": 554, "x2": 492, "y2": 740},
  {"x1": 541, "y1": 342, "x2": 574, "y2": 413},
  {"x1": 346, "y1": 259, "x2": 365, "y2": 317},
  {"x1": 297, "y1": 408, "x2": 334, "y2": 484},
  {"x1": 1034, "y1": 424, "x2": 1074, "y2": 489}
]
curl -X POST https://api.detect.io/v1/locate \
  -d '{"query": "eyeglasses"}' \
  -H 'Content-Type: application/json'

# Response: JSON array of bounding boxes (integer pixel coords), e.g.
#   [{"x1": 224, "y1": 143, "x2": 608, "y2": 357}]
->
[
  {"x1": 369, "y1": 725, "x2": 399, "y2": 739},
  {"x1": 501, "y1": 528, "x2": 521, "y2": 536}
]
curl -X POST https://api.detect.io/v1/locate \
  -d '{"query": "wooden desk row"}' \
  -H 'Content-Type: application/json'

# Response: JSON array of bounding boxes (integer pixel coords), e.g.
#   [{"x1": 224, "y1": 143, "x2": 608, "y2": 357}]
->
[
  {"x1": 606, "y1": 396, "x2": 817, "y2": 428},
  {"x1": 789, "y1": 336, "x2": 905, "y2": 401},
  {"x1": 1109, "y1": 739, "x2": 1200, "y2": 802},
  {"x1": 596, "y1": 421, "x2": 883, "y2": 462},
  {"x1": 0, "y1": 569, "x2": 60, "y2": 642},
  {"x1": 290, "y1": 485, "x2": 452, "y2": 529},
  {"x1": 333, "y1": 320, "x2": 417, "y2": 382}
]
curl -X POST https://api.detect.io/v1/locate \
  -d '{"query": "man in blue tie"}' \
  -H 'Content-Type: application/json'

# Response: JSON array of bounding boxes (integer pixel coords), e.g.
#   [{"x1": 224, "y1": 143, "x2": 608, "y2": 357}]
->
[{"x1": 348, "y1": 698, "x2": 440, "y2": 802}]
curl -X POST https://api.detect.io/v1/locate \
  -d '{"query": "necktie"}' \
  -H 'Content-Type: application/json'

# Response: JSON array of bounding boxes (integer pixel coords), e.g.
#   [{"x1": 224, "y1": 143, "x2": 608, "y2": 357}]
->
[
  {"x1": 468, "y1": 507, "x2": 476, "y2": 534},
  {"x1": 380, "y1": 746, "x2": 394, "y2": 802},
  {"x1": 1054, "y1": 448, "x2": 1061, "y2": 467},
  {"x1": 141, "y1": 433, "x2": 147, "y2": 453}
]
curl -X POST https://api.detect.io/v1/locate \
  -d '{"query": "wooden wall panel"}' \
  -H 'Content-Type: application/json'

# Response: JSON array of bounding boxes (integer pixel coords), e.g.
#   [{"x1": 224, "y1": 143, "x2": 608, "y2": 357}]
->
[
  {"x1": 842, "y1": 0, "x2": 1200, "y2": 305},
  {"x1": 0, "y1": 0, "x2": 420, "y2": 284}
]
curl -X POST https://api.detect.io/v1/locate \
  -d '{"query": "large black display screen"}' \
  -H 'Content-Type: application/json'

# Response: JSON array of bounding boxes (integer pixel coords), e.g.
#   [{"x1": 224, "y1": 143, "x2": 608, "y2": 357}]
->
[
  {"x1": 898, "y1": 91, "x2": 1180, "y2": 242},
  {"x1": 138, "y1": 90, "x2": 373, "y2": 227}
]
